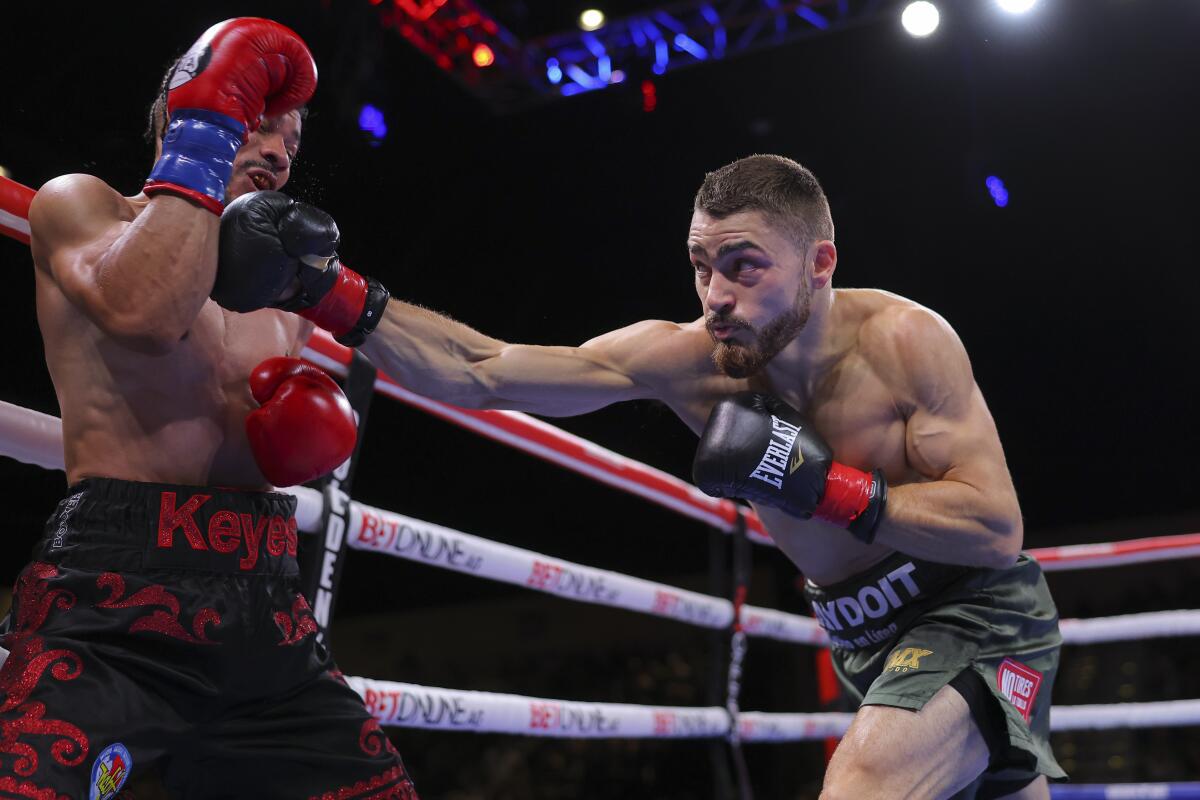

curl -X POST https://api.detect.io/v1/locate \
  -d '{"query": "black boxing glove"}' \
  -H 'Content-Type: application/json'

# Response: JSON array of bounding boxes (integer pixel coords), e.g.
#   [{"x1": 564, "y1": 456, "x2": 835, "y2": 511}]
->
[
  {"x1": 214, "y1": 191, "x2": 389, "y2": 347},
  {"x1": 692, "y1": 392, "x2": 887, "y2": 543}
]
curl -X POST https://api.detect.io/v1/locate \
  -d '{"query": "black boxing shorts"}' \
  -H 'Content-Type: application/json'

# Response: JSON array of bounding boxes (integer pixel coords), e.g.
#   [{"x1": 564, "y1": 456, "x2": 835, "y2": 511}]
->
[
  {"x1": 805, "y1": 551, "x2": 1065, "y2": 795},
  {"x1": 0, "y1": 478, "x2": 418, "y2": 800}
]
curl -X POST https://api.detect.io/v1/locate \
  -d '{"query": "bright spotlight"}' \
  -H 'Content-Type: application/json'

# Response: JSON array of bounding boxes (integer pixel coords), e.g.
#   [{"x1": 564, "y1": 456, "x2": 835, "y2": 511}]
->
[
  {"x1": 472, "y1": 43, "x2": 495, "y2": 68},
  {"x1": 901, "y1": 2, "x2": 940, "y2": 38},
  {"x1": 579, "y1": 9, "x2": 606, "y2": 31},
  {"x1": 997, "y1": 0, "x2": 1037, "y2": 13}
]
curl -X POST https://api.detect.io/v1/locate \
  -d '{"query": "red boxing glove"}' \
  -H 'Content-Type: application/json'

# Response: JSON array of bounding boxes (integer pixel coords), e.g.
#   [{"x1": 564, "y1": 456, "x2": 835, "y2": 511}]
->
[
  {"x1": 167, "y1": 17, "x2": 317, "y2": 134},
  {"x1": 246, "y1": 357, "x2": 357, "y2": 487}
]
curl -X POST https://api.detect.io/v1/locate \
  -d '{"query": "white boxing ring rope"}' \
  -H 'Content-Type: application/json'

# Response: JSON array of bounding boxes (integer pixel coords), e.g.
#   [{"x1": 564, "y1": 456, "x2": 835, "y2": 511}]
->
[
  {"x1": 3, "y1": 395, "x2": 1200, "y2": 742},
  {"x1": 4, "y1": 176, "x2": 1200, "y2": 798}
]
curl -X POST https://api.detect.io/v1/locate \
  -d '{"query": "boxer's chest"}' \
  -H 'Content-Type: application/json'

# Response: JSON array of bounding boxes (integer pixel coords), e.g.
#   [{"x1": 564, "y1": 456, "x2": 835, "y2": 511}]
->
[
  {"x1": 132, "y1": 304, "x2": 305, "y2": 429},
  {"x1": 680, "y1": 354, "x2": 917, "y2": 483},
  {"x1": 790, "y1": 372, "x2": 913, "y2": 482}
]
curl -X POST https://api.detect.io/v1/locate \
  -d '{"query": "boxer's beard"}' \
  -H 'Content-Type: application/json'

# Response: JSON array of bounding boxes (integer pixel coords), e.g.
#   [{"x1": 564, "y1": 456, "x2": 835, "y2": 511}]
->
[{"x1": 706, "y1": 280, "x2": 812, "y2": 379}]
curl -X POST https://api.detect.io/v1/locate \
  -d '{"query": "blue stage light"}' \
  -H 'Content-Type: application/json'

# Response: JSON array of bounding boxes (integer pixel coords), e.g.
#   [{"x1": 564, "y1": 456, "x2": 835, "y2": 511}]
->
[
  {"x1": 357, "y1": 105, "x2": 387, "y2": 140},
  {"x1": 673, "y1": 33, "x2": 708, "y2": 60},
  {"x1": 985, "y1": 176, "x2": 1010, "y2": 208},
  {"x1": 546, "y1": 58, "x2": 563, "y2": 84},
  {"x1": 653, "y1": 39, "x2": 668, "y2": 74}
]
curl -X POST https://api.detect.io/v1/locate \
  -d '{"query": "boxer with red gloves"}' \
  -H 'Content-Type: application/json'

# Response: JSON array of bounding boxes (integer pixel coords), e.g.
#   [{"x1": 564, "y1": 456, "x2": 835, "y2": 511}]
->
[{"x1": 15, "y1": 18, "x2": 417, "y2": 798}]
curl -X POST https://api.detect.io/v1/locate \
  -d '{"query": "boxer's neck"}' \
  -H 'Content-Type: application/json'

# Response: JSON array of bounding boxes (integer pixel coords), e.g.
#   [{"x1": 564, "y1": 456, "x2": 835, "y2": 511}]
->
[{"x1": 762, "y1": 286, "x2": 845, "y2": 390}]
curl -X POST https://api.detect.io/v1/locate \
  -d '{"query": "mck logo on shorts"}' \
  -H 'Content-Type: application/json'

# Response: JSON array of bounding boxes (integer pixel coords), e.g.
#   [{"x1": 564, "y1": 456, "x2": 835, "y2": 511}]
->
[
  {"x1": 749, "y1": 415, "x2": 802, "y2": 489},
  {"x1": 885, "y1": 647, "x2": 933, "y2": 673},
  {"x1": 155, "y1": 491, "x2": 297, "y2": 572}
]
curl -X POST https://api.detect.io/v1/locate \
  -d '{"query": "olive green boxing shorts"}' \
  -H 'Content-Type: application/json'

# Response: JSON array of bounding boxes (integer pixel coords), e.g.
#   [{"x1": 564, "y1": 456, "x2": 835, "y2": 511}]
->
[{"x1": 805, "y1": 552, "x2": 1066, "y2": 795}]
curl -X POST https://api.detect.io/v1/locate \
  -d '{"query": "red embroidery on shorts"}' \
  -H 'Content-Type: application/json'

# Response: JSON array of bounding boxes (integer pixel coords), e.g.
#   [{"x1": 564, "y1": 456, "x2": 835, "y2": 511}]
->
[
  {"x1": 95, "y1": 573, "x2": 221, "y2": 644},
  {"x1": 996, "y1": 657, "x2": 1043, "y2": 724},
  {"x1": 0, "y1": 701, "x2": 88, "y2": 776},
  {"x1": 0, "y1": 563, "x2": 89, "y2": 778},
  {"x1": 274, "y1": 595, "x2": 319, "y2": 646},
  {"x1": 358, "y1": 718, "x2": 400, "y2": 759},
  {"x1": 306, "y1": 764, "x2": 418, "y2": 800},
  {"x1": 0, "y1": 564, "x2": 79, "y2": 710},
  {"x1": 6, "y1": 564, "x2": 75, "y2": 641},
  {"x1": 0, "y1": 775, "x2": 71, "y2": 800}
]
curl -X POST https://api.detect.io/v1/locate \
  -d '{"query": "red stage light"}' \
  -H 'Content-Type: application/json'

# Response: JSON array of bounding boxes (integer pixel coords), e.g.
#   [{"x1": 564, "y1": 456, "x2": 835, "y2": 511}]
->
[
  {"x1": 641, "y1": 80, "x2": 657, "y2": 112},
  {"x1": 473, "y1": 43, "x2": 495, "y2": 67}
]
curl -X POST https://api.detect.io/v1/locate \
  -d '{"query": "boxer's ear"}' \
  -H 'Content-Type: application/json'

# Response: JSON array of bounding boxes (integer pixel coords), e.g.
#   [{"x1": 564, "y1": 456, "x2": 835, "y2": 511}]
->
[{"x1": 810, "y1": 240, "x2": 837, "y2": 288}]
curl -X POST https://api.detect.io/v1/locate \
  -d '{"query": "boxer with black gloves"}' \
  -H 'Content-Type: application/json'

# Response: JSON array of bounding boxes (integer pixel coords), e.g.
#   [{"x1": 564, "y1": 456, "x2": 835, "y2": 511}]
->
[
  {"x1": 341, "y1": 154, "x2": 1064, "y2": 798},
  {"x1": 11, "y1": 18, "x2": 417, "y2": 798},
  {"x1": 213, "y1": 190, "x2": 390, "y2": 346}
]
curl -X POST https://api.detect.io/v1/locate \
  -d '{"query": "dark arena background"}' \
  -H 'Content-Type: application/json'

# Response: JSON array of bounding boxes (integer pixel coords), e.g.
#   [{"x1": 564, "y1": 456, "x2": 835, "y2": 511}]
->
[{"x1": 1, "y1": 1, "x2": 1199, "y2": 797}]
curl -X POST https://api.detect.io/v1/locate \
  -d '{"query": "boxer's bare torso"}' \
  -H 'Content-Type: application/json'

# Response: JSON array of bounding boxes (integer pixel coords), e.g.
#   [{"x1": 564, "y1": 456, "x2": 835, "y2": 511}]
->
[
  {"x1": 362, "y1": 286, "x2": 1003, "y2": 582},
  {"x1": 30, "y1": 177, "x2": 308, "y2": 489},
  {"x1": 627, "y1": 291, "x2": 941, "y2": 584},
  {"x1": 362, "y1": 261, "x2": 1018, "y2": 585}
]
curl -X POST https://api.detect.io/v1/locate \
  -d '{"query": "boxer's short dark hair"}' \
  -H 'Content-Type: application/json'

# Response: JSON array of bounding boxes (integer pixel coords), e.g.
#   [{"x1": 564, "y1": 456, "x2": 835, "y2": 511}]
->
[
  {"x1": 144, "y1": 58, "x2": 309, "y2": 147},
  {"x1": 694, "y1": 154, "x2": 835, "y2": 247}
]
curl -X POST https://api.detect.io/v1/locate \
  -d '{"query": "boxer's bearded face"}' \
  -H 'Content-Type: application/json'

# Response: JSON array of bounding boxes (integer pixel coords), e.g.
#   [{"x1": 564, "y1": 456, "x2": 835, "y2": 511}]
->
[
  {"x1": 706, "y1": 278, "x2": 811, "y2": 378},
  {"x1": 689, "y1": 209, "x2": 812, "y2": 379}
]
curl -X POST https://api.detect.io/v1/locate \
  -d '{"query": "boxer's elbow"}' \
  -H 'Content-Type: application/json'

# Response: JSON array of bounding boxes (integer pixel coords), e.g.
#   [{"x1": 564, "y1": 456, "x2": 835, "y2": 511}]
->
[
  {"x1": 459, "y1": 344, "x2": 536, "y2": 409},
  {"x1": 85, "y1": 287, "x2": 192, "y2": 354},
  {"x1": 980, "y1": 513, "x2": 1022, "y2": 569}
]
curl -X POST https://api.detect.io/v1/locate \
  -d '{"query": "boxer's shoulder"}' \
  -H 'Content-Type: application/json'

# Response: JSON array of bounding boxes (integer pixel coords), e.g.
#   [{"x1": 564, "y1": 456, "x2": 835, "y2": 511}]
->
[
  {"x1": 30, "y1": 174, "x2": 135, "y2": 253},
  {"x1": 845, "y1": 291, "x2": 971, "y2": 410}
]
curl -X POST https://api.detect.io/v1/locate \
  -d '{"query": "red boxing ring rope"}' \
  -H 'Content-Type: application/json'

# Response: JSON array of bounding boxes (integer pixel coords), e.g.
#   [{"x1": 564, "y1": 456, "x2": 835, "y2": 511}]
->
[
  {"x1": 0, "y1": 176, "x2": 33, "y2": 245},
  {"x1": 3, "y1": 172, "x2": 1199, "y2": 567}
]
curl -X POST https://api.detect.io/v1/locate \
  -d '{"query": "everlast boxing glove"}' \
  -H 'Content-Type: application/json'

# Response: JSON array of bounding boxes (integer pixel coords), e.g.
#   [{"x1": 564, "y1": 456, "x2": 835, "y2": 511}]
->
[
  {"x1": 214, "y1": 191, "x2": 389, "y2": 347},
  {"x1": 145, "y1": 18, "x2": 317, "y2": 214},
  {"x1": 246, "y1": 357, "x2": 357, "y2": 487},
  {"x1": 693, "y1": 392, "x2": 887, "y2": 543}
]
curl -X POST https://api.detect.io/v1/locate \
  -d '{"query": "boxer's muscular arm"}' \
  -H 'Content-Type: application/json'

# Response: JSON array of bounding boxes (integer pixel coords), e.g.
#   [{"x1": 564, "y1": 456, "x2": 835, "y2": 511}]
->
[
  {"x1": 359, "y1": 300, "x2": 691, "y2": 415},
  {"x1": 868, "y1": 308, "x2": 1023, "y2": 568},
  {"x1": 29, "y1": 174, "x2": 219, "y2": 355}
]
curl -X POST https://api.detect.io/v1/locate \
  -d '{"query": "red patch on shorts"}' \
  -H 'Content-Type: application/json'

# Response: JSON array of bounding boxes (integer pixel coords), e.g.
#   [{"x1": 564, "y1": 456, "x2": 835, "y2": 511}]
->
[{"x1": 996, "y1": 657, "x2": 1042, "y2": 723}]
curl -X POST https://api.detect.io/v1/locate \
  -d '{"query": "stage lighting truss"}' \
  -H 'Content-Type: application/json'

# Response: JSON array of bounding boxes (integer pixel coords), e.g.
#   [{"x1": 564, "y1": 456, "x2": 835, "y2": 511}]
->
[{"x1": 379, "y1": 0, "x2": 895, "y2": 111}]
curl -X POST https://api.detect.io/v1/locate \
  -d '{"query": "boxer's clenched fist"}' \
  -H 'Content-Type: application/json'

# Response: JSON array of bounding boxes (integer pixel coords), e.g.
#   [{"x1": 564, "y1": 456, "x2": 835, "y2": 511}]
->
[
  {"x1": 246, "y1": 357, "x2": 357, "y2": 487},
  {"x1": 693, "y1": 392, "x2": 888, "y2": 543},
  {"x1": 215, "y1": 191, "x2": 390, "y2": 347}
]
